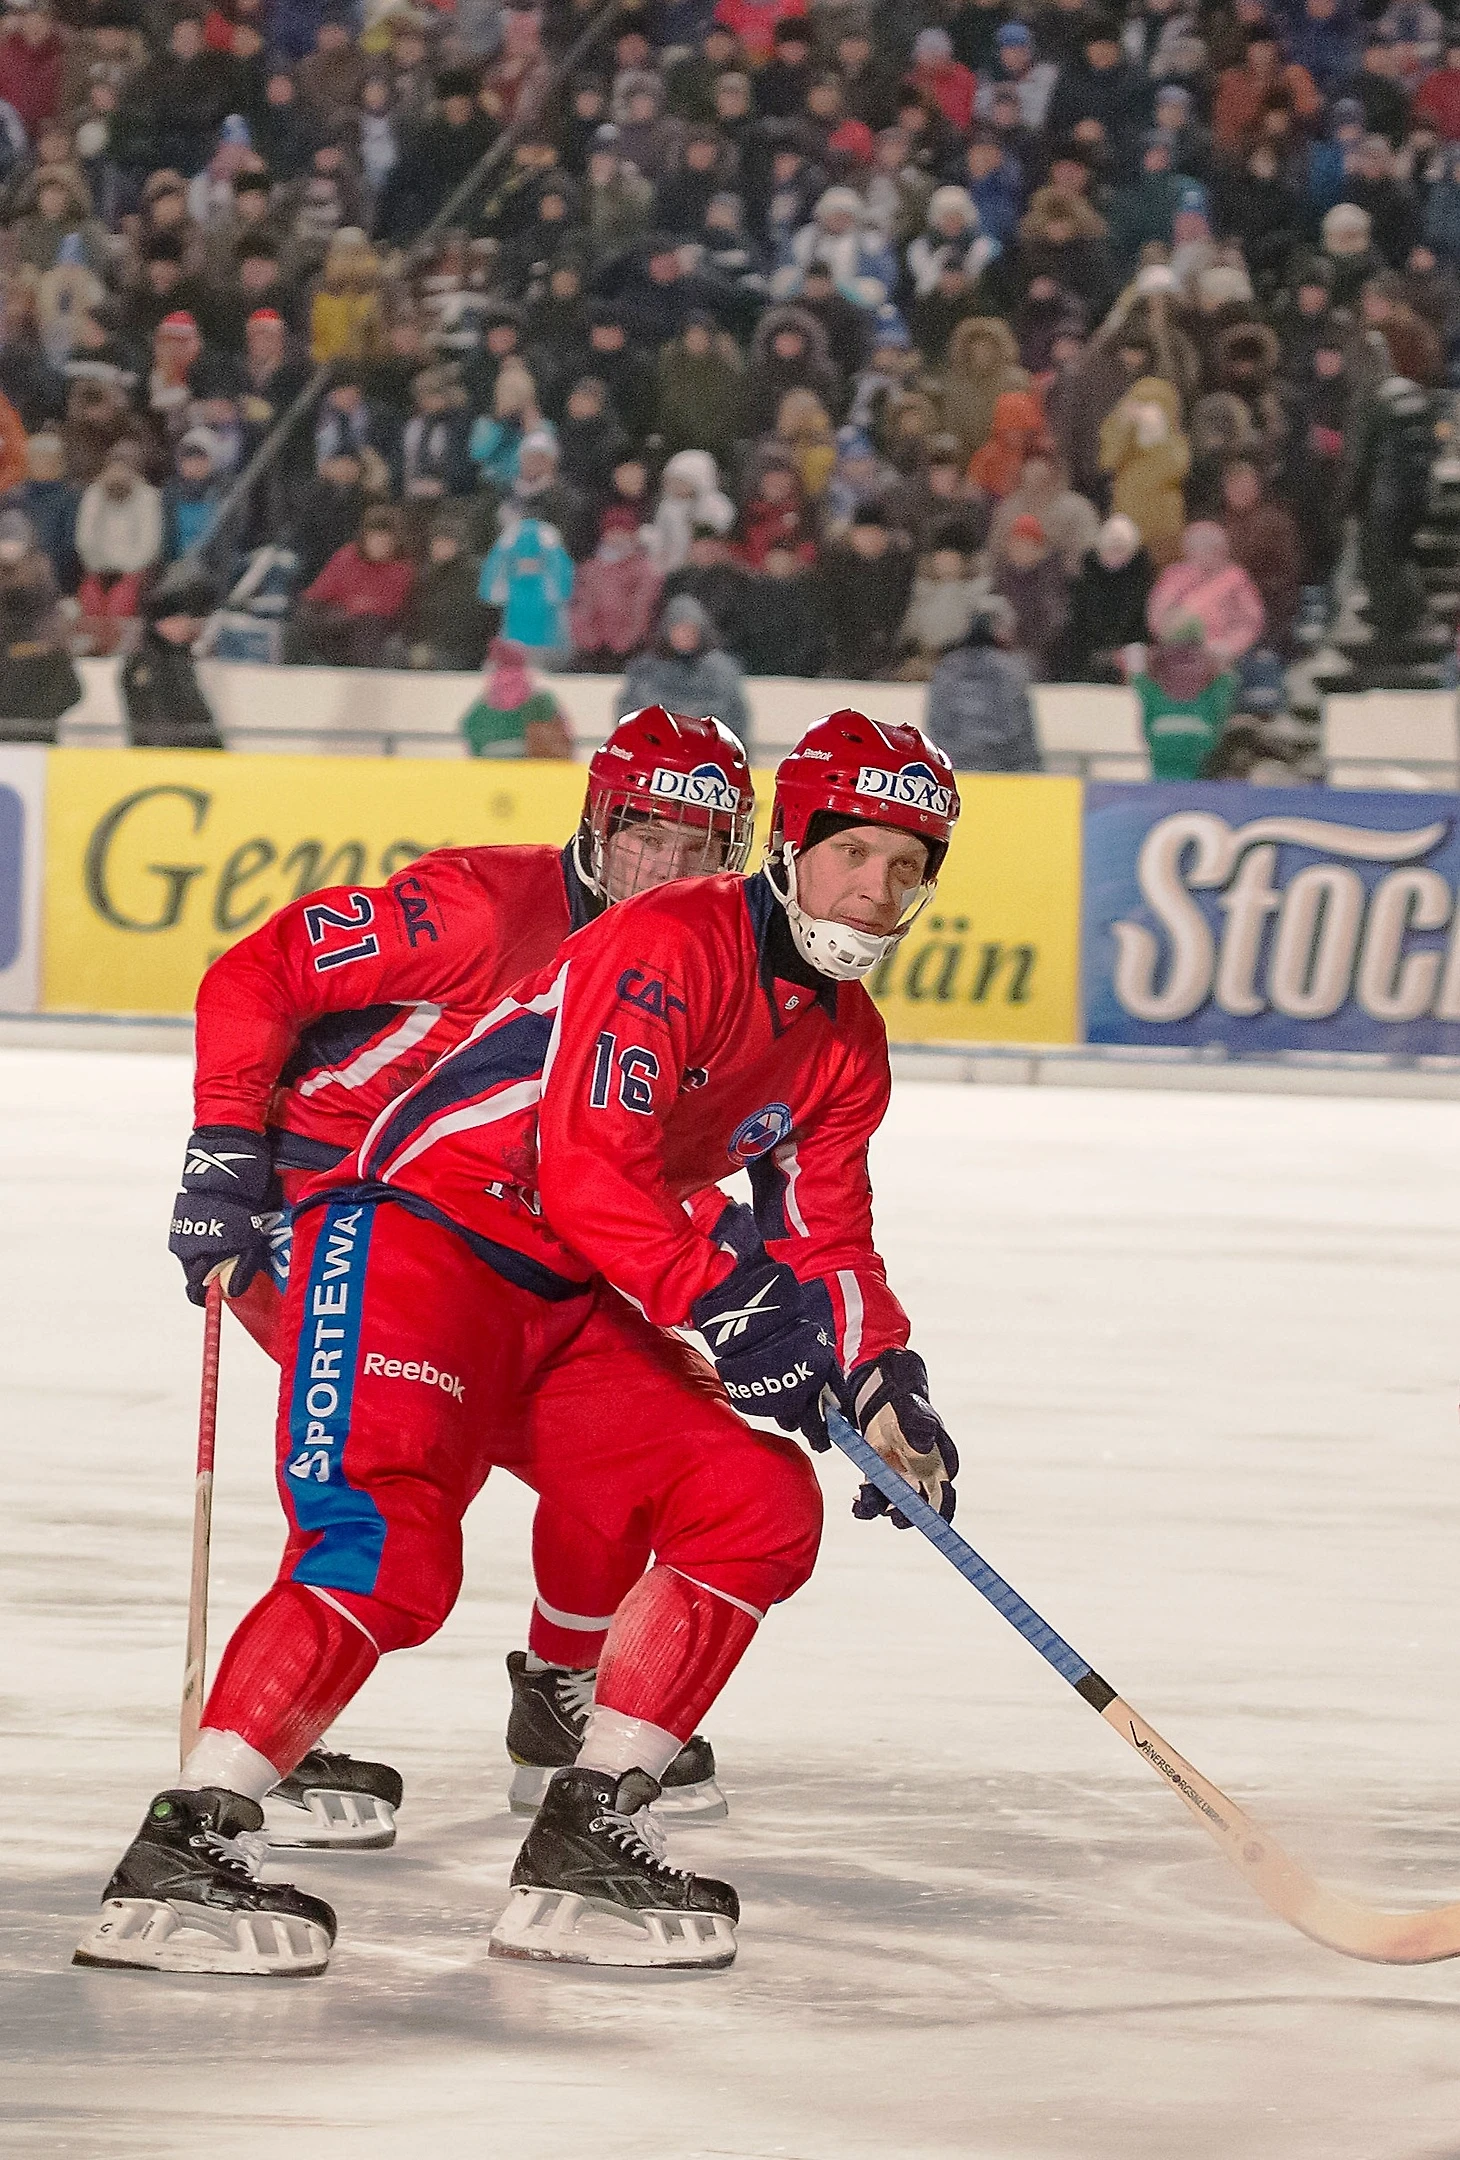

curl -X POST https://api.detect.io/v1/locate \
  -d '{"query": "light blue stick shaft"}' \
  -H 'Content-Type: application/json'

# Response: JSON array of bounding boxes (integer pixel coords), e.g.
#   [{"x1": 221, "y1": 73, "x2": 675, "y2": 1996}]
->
[{"x1": 824, "y1": 1405, "x2": 1114, "y2": 1710}]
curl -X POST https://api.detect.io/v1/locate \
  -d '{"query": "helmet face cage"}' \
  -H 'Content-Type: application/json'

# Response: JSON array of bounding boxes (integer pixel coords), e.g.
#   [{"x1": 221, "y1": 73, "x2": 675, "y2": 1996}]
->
[{"x1": 589, "y1": 790, "x2": 754, "y2": 903}]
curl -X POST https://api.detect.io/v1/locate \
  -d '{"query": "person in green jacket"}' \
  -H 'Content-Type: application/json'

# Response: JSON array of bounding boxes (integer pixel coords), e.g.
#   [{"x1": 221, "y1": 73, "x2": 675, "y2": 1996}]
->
[
  {"x1": 1133, "y1": 616, "x2": 1237, "y2": 779},
  {"x1": 460, "y1": 638, "x2": 573, "y2": 759}
]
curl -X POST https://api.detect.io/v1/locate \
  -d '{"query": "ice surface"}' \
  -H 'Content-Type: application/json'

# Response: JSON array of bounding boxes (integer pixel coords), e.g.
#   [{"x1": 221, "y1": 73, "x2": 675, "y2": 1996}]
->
[{"x1": 6, "y1": 1047, "x2": 1460, "y2": 2160}]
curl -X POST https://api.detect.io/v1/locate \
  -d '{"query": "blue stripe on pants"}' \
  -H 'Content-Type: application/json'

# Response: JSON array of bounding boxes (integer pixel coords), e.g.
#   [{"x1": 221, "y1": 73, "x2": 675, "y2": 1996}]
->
[{"x1": 285, "y1": 1200, "x2": 386, "y2": 1597}]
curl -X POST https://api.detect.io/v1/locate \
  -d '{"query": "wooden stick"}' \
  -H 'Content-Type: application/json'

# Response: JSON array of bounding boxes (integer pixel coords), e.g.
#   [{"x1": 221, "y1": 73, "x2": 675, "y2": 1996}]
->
[
  {"x1": 179, "y1": 1278, "x2": 223, "y2": 1770},
  {"x1": 827, "y1": 1404, "x2": 1460, "y2": 1965}
]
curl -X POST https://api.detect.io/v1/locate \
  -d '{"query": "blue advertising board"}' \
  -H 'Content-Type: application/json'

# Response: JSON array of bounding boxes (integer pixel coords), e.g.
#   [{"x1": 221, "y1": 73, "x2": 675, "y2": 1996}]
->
[{"x1": 1082, "y1": 782, "x2": 1460, "y2": 1056}]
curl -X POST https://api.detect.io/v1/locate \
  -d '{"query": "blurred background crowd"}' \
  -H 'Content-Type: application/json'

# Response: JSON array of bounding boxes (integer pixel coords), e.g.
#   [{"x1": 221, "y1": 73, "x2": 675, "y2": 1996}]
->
[{"x1": 0, "y1": 0, "x2": 1457, "y2": 771}]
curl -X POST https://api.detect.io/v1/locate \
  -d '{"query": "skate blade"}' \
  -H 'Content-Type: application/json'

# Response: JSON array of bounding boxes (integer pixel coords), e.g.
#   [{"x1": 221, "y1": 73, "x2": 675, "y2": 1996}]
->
[
  {"x1": 73, "y1": 1898, "x2": 331, "y2": 1977},
  {"x1": 650, "y1": 1776, "x2": 729, "y2": 1824},
  {"x1": 507, "y1": 1764, "x2": 729, "y2": 1825},
  {"x1": 488, "y1": 1887, "x2": 736, "y2": 1970},
  {"x1": 262, "y1": 1788, "x2": 398, "y2": 1851}
]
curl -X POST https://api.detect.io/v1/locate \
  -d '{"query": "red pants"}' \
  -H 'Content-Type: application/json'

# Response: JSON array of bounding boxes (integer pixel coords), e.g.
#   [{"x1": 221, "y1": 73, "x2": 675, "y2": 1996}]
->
[
  {"x1": 227, "y1": 1201, "x2": 657, "y2": 1667},
  {"x1": 203, "y1": 1198, "x2": 822, "y2": 1763}
]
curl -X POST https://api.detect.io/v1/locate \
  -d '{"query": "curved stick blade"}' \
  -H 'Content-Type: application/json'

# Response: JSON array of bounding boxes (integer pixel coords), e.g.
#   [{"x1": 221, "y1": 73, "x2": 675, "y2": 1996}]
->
[{"x1": 1108, "y1": 1698, "x2": 1460, "y2": 1964}]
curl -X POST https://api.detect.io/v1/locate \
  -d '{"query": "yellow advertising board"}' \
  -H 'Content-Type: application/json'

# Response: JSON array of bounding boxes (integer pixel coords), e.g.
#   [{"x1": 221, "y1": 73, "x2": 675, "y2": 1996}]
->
[{"x1": 42, "y1": 749, "x2": 1081, "y2": 1043}]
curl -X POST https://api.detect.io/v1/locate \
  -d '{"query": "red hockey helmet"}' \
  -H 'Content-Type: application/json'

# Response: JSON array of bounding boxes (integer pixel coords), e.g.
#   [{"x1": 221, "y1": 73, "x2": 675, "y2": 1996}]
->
[
  {"x1": 770, "y1": 710, "x2": 960, "y2": 877},
  {"x1": 580, "y1": 706, "x2": 755, "y2": 902}
]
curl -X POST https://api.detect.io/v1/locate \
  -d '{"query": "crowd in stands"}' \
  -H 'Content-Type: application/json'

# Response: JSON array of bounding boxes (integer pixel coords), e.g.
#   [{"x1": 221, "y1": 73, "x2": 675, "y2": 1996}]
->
[{"x1": 0, "y1": 0, "x2": 1450, "y2": 766}]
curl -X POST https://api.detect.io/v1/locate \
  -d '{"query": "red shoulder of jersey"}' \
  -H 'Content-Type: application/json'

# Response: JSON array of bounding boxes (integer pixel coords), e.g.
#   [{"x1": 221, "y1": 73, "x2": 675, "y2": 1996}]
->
[{"x1": 193, "y1": 843, "x2": 582, "y2": 1154}]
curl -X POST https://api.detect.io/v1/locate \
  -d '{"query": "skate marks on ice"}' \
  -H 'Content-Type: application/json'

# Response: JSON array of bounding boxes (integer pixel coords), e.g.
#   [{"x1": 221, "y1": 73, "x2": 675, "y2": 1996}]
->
[{"x1": 11, "y1": 1763, "x2": 1460, "y2": 2160}]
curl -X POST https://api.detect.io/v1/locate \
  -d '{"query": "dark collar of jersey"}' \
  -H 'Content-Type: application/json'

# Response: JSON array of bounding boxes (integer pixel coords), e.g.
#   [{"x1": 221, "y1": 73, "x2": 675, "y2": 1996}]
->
[
  {"x1": 560, "y1": 839, "x2": 603, "y2": 931},
  {"x1": 743, "y1": 869, "x2": 839, "y2": 1033}
]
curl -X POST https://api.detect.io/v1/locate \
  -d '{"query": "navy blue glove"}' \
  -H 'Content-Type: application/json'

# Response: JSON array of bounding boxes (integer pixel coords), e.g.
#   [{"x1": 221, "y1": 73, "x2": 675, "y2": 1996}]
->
[
  {"x1": 169, "y1": 1124, "x2": 273, "y2": 1305},
  {"x1": 691, "y1": 1252, "x2": 840, "y2": 1434},
  {"x1": 705, "y1": 1196, "x2": 765, "y2": 1265},
  {"x1": 847, "y1": 1349, "x2": 958, "y2": 1527}
]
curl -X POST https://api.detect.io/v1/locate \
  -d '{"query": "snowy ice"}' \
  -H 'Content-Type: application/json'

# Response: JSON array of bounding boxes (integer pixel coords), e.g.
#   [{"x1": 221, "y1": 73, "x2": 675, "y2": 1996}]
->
[{"x1": 6, "y1": 1046, "x2": 1460, "y2": 2159}]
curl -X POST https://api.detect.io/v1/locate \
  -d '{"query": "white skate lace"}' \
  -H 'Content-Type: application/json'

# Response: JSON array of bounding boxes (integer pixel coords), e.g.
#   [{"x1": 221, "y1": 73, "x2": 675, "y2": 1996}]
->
[
  {"x1": 201, "y1": 1827, "x2": 272, "y2": 1879},
  {"x1": 598, "y1": 1804, "x2": 683, "y2": 1876},
  {"x1": 553, "y1": 1668, "x2": 596, "y2": 1723}
]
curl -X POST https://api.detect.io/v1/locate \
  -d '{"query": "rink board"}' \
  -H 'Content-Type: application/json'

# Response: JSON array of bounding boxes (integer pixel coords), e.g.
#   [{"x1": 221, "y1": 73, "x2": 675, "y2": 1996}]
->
[{"x1": 34, "y1": 749, "x2": 1084, "y2": 1044}]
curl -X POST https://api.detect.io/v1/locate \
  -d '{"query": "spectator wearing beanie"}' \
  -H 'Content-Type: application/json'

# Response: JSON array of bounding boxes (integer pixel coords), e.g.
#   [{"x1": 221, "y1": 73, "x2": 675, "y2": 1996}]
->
[
  {"x1": 907, "y1": 187, "x2": 1002, "y2": 298},
  {"x1": 460, "y1": 638, "x2": 573, "y2": 759},
  {"x1": 992, "y1": 512, "x2": 1068, "y2": 676},
  {"x1": 909, "y1": 30, "x2": 978, "y2": 133},
  {"x1": 76, "y1": 443, "x2": 163, "y2": 651},
  {"x1": 617, "y1": 591, "x2": 751, "y2": 741},
  {"x1": 648, "y1": 448, "x2": 735, "y2": 574},
  {"x1": 925, "y1": 595, "x2": 1041, "y2": 771},
  {"x1": 990, "y1": 448, "x2": 1099, "y2": 576},
  {"x1": 734, "y1": 450, "x2": 817, "y2": 568},
  {"x1": 478, "y1": 515, "x2": 575, "y2": 656},
  {"x1": 1052, "y1": 512, "x2": 1154, "y2": 681},
  {"x1": 162, "y1": 426, "x2": 225, "y2": 562}
]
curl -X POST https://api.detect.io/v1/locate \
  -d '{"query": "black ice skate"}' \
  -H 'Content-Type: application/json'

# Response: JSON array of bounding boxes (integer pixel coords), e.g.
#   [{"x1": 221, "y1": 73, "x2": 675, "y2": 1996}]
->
[
  {"x1": 73, "y1": 1787, "x2": 336, "y2": 1977},
  {"x1": 489, "y1": 1766, "x2": 739, "y2": 1970},
  {"x1": 505, "y1": 1651, "x2": 728, "y2": 1823},
  {"x1": 263, "y1": 1744, "x2": 403, "y2": 1851}
]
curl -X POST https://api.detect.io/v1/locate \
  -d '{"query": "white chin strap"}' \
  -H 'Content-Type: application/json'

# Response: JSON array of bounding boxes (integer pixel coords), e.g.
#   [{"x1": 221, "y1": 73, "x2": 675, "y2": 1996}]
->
[{"x1": 770, "y1": 843, "x2": 924, "y2": 983}]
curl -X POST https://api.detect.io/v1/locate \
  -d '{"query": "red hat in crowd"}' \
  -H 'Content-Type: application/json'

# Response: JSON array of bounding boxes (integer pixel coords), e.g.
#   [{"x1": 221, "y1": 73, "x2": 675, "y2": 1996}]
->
[
  {"x1": 247, "y1": 308, "x2": 284, "y2": 328},
  {"x1": 158, "y1": 310, "x2": 197, "y2": 336}
]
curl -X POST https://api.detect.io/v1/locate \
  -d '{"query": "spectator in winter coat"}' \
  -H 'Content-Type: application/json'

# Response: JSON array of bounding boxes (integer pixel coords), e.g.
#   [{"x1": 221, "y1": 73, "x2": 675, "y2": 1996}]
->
[
  {"x1": 1415, "y1": 34, "x2": 1460, "y2": 139},
  {"x1": 967, "y1": 390, "x2": 1048, "y2": 500},
  {"x1": 17, "y1": 430, "x2": 79, "y2": 594},
  {"x1": 1212, "y1": 30, "x2": 1322, "y2": 153},
  {"x1": 938, "y1": 314, "x2": 1029, "y2": 460},
  {"x1": 398, "y1": 366, "x2": 474, "y2": 504},
  {"x1": 925, "y1": 597, "x2": 1041, "y2": 770},
  {"x1": 734, "y1": 451, "x2": 818, "y2": 568},
  {"x1": 1277, "y1": 336, "x2": 1357, "y2": 582},
  {"x1": 121, "y1": 570, "x2": 221, "y2": 750},
  {"x1": 745, "y1": 304, "x2": 840, "y2": 433},
  {"x1": 909, "y1": 31, "x2": 978, "y2": 133},
  {"x1": 1133, "y1": 620, "x2": 1238, "y2": 778},
  {"x1": 779, "y1": 186, "x2": 899, "y2": 309},
  {"x1": 906, "y1": 187, "x2": 1002, "y2": 299},
  {"x1": 1148, "y1": 521, "x2": 1266, "y2": 662},
  {"x1": 0, "y1": 505, "x2": 79, "y2": 743},
  {"x1": 479, "y1": 516, "x2": 575, "y2": 655},
  {"x1": 990, "y1": 451, "x2": 1099, "y2": 575},
  {"x1": 897, "y1": 540, "x2": 989, "y2": 678},
  {"x1": 817, "y1": 505, "x2": 915, "y2": 677},
  {"x1": 556, "y1": 377, "x2": 630, "y2": 500},
  {"x1": 773, "y1": 390, "x2": 838, "y2": 499},
  {"x1": 617, "y1": 591, "x2": 752, "y2": 740},
  {"x1": 961, "y1": 133, "x2": 1025, "y2": 252},
  {"x1": 735, "y1": 543, "x2": 828, "y2": 676},
  {"x1": 824, "y1": 424, "x2": 895, "y2": 529},
  {"x1": 1051, "y1": 513, "x2": 1154, "y2": 680},
  {"x1": 568, "y1": 511, "x2": 664, "y2": 665},
  {"x1": 0, "y1": 6, "x2": 67, "y2": 139},
  {"x1": 76, "y1": 444, "x2": 163, "y2": 649},
  {"x1": 648, "y1": 448, "x2": 735, "y2": 574},
  {"x1": 1099, "y1": 376, "x2": 1190, "y2": 568},
  {"x1": 881, "y1": 433, "x2": 991, "y2": 553},
  {"x1": 460, "y1": 638, "x2": 573, "y2": 759},
  {"x1": 992, "y1": 513, "x2": 1069, "y2": 675},
  {"x1": 1220, "y1": 460, "x2": 1304, "y2": 650},
  {"x1": 161, "y1": 427, "x2": 225, "y2": 563},
  {"x1": 398, "y1": 512, "x2": 491, "y2": 675},
  {"x1": 656, "y1": 318, "x2": 747, "y2": 465},
  {"x1": 299, "y1": 504, "x2": 415, "y2": 667}
]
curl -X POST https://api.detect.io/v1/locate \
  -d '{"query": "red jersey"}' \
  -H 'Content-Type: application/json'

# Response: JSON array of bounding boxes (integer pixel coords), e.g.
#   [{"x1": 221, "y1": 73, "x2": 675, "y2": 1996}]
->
[
  {"x1": 193, "y1": 843, "x2": 596, "y2": 1183},
  {"x1": 336, "y1": 870, "x2": 910, "y2": 1372}
]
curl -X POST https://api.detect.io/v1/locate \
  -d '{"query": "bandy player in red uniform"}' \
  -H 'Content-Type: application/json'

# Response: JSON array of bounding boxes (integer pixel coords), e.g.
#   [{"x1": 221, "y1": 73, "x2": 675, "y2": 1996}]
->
[
  {"x1": 164, "y1": 710, "x2": 754, "y2": 1845},
  {"x1": 78, "y1": 715, "x2": 960, "y2": 1977}
]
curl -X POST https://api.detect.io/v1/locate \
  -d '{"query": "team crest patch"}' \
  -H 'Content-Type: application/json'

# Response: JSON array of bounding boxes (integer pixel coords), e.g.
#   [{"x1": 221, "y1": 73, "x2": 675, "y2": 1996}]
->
[
  {"x1": 727, "y1": 1102, "x2": 793, "y2": 1165},
  {"x1": 855, "y1": 761, "x2": 952, "y2": 817},
  {"x1": 650, "y1": 762, "x2": 739, "y2": 811}
]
